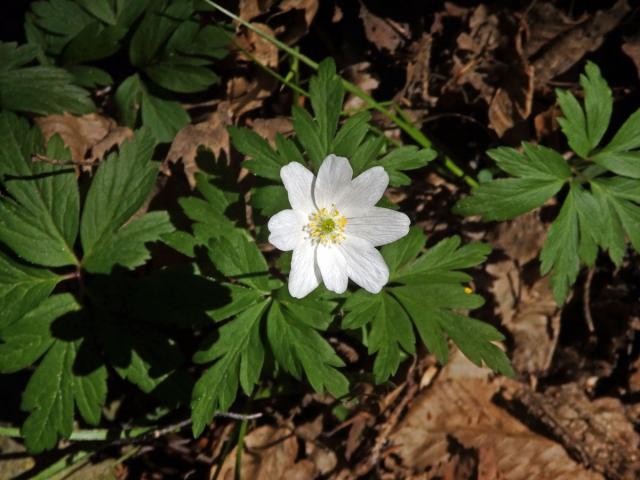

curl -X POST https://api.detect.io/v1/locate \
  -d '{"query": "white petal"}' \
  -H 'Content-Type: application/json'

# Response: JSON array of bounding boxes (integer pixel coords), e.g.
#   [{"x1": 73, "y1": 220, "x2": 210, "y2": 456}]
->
[
  {"x1": 268, "y1": 209, "x2": 306, "y2": 251},
  {"x1": 316, "y1": 244, "x2": 348, "y2": 294},
  {"x1": 338, "y1": 166, "x2": 389, "y2": 216},
  {"x1": 345, "y1": 207, "x2": 410, "y2": 247},
  {"x1": 280, "y1": 162, "x2": 316, "y2": 214},
  {"x1": 288, "y1": 240, "x2": 321, "y2": 298},
  {"x1": 314, "y1": 154, "x2": 353, "y2": 209},
  {"x1": 340, "y1": 236, "x2": 389, "y2": 294}
]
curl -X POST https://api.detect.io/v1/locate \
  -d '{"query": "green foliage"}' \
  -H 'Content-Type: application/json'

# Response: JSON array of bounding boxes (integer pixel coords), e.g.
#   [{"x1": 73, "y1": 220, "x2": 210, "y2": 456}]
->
[
  {"x1": 455, "y1": 62, "x2": 640, "y2": 304},
  {"x1": 0, "y1": 112, "x2": 189, "y2": 452},
  {"x1": 343, "y1": 228, "x2": 513, "y2": 382},
  {"x1": 231, "y1": 59, "x2": 436, "y2": 218},
  {"x1": 0, "y1": 42, "x2": 94, "y2": 115},
  {"x1": 25, "y1": 0, "x2": 229, "y2": 141}
]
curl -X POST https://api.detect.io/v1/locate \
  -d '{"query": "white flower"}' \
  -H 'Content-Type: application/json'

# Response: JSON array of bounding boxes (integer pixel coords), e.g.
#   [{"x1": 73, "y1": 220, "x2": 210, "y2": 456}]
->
[{"x1": 268, "y1": 154, "x2": 410, "y2": 298}]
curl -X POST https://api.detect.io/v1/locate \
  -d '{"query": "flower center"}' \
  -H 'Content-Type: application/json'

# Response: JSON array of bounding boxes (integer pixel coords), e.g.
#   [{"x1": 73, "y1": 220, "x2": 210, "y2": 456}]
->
[{"x1": 304, "y1": 205, "x2": 347, "y2": 245}]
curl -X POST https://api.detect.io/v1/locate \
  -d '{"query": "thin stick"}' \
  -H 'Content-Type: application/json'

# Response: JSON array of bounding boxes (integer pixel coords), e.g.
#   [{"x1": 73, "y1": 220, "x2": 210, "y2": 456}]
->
[
  {"x1": 583, "y1": 267, "x2": 596, "y2": 334},
  {"x1": 32, "y1": 153, "x2": 95, "y2": 167}
]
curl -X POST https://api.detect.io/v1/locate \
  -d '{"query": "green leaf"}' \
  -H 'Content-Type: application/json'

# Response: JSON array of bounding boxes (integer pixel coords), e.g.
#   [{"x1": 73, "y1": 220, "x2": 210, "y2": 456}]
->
[
  {"x1": 191, "y1": 299, "x2": 269, "y2": 436},
  {"x1": 145, "y1": 59, "x2": 219, "y2": 93},
  {"x1": 331, "y1": 111, "x2": 371, "y2": 158},
  {"x1": 0, "y1": 118, "x2": 80, "y2": 267},
  {"x1": 455, "y1": 144, "x2": 570, "y2": 221},
  {"x1": 0, "y1": 41, "x2": 94, "y2": 115},
  {"x1": 581, "y1": 61, "x2": 612, "y2": 150},
  {"x1": 208, "y1": 229, "x2": 274, "y2": 292},
  {"x1": 115, "y1": 74, "x2": 144, "y2": 127},
  {"x1": 369, "y1": 293, "x2": 415, "y2": 383},
  {"x1": 140, "y1": 89, "x2": 190, "y2": 143},
  {"x1": 0, "y1": 294, "x2": 79, "y2": 373},
  {"x1": 381, "y1": 226, "x2": 425, "y2": 276},
  {"x1": 391, "y1": 286, "x2": 513, "y2": 377},
  {"x1": 591, "y1": 151, "x2": 640, "y2": 179},
  {"x1": 350, "y1": 134, "x2": 385, "y2": 174},
  {"x1": 380, "y1": 146, "x2": 437, "y2": 186},
  {"x1": 267, "y1": 300, "x2": 349, "y2": 395},
  {"x1": 556, "y1": 89, "x2": 590, "y2": 158},
  {"x1": 292, "y1": 105, "x2": 325, "y2": 170},
  {"x1": 309, "y1": 58, "x2": 344, "y2": 157},
  {"x1": 21, "y1": 336, "x2": 106, "y2": 453},
  {"x1": 104, "y1": 322, "x2": 184, "y2": 394},
  {"x1": 80, "y1": 129, "x2": 157, "y2": 260},
  {"x1": 83, "y1": 211, "x2": 174, "y2": 273},
  {"x1": 600, "y1": 108, "x2": 640, "y2": 153},
  {"x1": 21, "y1": 341, "x2": 75, "y2": 453},
  {"x1": 0, "y1": 253, "x2": 61, "y2": 330},
  {"x1": 540, "y1": 186, "x2": 581, "y2": 304},
  {"x1": 251, "y1": 184, "x2": 289, "y2": 217},
  {"x1": 230, "y1": 126, "x2": 285, "y2": 181}
]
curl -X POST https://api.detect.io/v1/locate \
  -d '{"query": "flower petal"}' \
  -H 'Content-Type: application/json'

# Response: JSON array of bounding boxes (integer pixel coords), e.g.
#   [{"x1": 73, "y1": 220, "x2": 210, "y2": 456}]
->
[
  {"x1": 314, "y1": 154, "x2": 353, "y2": 209},
  {"x1": 338, "y1": 166, "x2": 389, "y2": 215},
  {"x1": 317, "y1": 244, "x2": 348, "y2": 294},
  {"x1": 268, "y1": 209, "x2": 306, "y2": 251},
  {"x1": 345, "y1": 207, "x2": 410, "y2": 246},
  {"x1": 289, "y1": 240, "x2": 321, "y2": 298},
  {"x1": 280, "y1": 162, "x2": 316, "y2": 214},
  {"x1": 340, "y1": 236, "x2": 389, "y2": 294}
]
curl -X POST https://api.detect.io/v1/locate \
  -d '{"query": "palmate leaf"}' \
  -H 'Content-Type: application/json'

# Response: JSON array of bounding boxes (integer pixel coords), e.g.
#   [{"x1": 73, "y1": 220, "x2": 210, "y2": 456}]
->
[
  {"x1": 191, "y1": 300, "x2": 270, "y2": 436},
  {"x1": 343, "y1": 229, "x2": 513, "y2": 381},
  {"x1": 0, "y1": 42, "x2": 94, "y2": 115},
  {"x1": 81, "y1": 128, "x2": 172, "y2": 273},
  {"x1": 267, "y1": 295, "x2": 349, "y2": 397},
  {"x1": 0, "y1": 114, "x2": 80, "y2": 267},
  {"x1": 0, "y1": 253, "x2": 61, "y2": 330},
  {"x1": 12, "y1": 294, "x2": 107, "y2": 453},
  {"x1": 455, "y1": 144, "x2": 571, "y2": 221}
]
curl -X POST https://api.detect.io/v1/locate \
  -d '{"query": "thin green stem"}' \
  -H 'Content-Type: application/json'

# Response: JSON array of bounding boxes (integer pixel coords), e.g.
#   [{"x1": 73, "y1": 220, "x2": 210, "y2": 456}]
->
[{"x1": 203, "y1": 0, "x2": 478, "y2": 188}]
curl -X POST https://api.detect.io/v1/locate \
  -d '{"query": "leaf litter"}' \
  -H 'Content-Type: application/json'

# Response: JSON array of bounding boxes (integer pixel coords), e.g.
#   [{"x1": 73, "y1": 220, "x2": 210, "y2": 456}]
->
[{"x1": 4, "y1": 1, "x2": 640, "y2": 479}]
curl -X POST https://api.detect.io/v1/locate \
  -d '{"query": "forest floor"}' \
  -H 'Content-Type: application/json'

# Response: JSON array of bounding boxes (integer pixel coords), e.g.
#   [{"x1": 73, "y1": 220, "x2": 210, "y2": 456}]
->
[{"x1": 2, "y1": 0, "x2": 640, "y2": 479}]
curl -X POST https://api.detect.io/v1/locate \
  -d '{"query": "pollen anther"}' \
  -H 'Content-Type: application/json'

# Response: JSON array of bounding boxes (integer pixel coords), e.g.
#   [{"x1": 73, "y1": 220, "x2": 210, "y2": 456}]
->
[{"x1": 304, "y1": 204, "x2": 347, "y2": 245}]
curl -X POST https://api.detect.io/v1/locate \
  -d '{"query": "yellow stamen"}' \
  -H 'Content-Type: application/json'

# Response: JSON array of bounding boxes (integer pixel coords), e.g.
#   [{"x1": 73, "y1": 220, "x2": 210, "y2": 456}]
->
[{"x1": 304, "y1": 204, "x2": 347, "y2": 245}]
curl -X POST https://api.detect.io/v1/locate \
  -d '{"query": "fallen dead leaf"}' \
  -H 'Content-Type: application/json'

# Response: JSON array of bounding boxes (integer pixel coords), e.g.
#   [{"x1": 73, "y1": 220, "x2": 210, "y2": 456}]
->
[
  {"x1": 215, "y1": 425, "x2": 313, "y2": 480},
  {"x1": 343, "y1": 62, "x2": 380, "y2": 112},
  {"x1": 279, "y1": 0, "x2": 319, "y2": 29},
  {"x1": 359, "y1": 2, "x2": 409, "y2": 54},
  {"x1": 35, "y1": 113, "x2": 115, "y2": 162},
  {"x1": 532, "y1": 0, "x2": 630, "y2": 87},
  {"x1": 236, "y1": 23, "x2": 279, "y2": 68},
  {"x1": 389, "y1": 351, "x2": 603, "y2": 479},
  {"x1": 504, "y1": 383, "x2": 640, "y2": 479},
  {"x1": 165, "y1": 106, "x2": 232, "y2": 187},
  {"x1": 522, "y1": 2, "x2": 579, "y2": 59},
  {"x1": 398, "y1": 33, "x2": 437, "y2": 108},
  {"x1": 250, "y1": 117, "x2": 293, "y2": 147},
  {"x1": 487, "y1": 212, "x2": 560, "y2": 376},
  {"x1": 227, "y1": 74, "x2": 277, "y2": 119},
  {"x1": 622, "y1": 33, "x2": 640, "y2": 81},
  {"x1": 238, "y1": 0, "x2": 275, "y2": 21}
]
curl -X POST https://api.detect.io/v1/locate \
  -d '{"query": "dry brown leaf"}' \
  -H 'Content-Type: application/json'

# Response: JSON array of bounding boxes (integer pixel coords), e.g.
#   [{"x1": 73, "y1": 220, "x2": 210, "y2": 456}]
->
[
  {"x1": 343, "y1": 62, "x2": 380, "y2": 112},
  {"x1": 238, "y1": 0, "x2": 275, "y2": 21},
  {"x1": 522, "y1": 2, "x2": 579, "y2": 59},
  {"x1": 35, "y1": 113, "x2": 115, "y2": 161},
  {"x1": 236, "y1": 22, "x2": 279, "y2": 68},
  {"x1": 89, "y1": 127, "x2": 133, "y2": 164},
  {"x1": 165, "y1": 107, "x2": 232, "y2": 187},
  {"x1": 251, "y1": 117, "x2": 293, "y2": 147},
  {"x1": 622, "y1": 34, "x2": 640, "y2": 81},
  {"x1": 389, "y1": 351, "x2": 603, "y2": 480},
  {"x1": 399, "y1": 34, "x2": 437, "y2": 108},
  {"x1": 505, "y1": 383, "x2": 640, "y2": 479},
  {"x1": 532, "y1": 0, "x2": 630, "y2": 87},
  {"x1": 215, "y1": 426, "x2": 313, "y2": 480},
  {"x1": 227, "y1": 74, "x2": 276, "y2": 118},
  {"x1": 487, "y1": 212, "x2": 559, "y2": 375},
  {"x1": 488, "y1": 65, "x2": 534, "y2": 136},
  {"x1": 279, "y1": 0, "x2": 319, "y2": 28},
  {"x1": 359, "y1": 2, "x2": 408, "y2": 54}
]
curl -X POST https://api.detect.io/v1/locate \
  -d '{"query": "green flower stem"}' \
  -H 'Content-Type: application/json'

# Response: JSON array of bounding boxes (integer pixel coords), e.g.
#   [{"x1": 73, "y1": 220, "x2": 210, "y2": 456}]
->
[{"x1": 204, "y1": 0, "x2": 479, "y2": 188}]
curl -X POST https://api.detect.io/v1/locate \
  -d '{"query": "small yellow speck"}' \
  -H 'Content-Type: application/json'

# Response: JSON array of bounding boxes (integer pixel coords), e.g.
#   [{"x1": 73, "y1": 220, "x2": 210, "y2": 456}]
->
[{"x1": 464, "y1": 286, "x2": 473, "y2": 294}]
